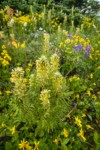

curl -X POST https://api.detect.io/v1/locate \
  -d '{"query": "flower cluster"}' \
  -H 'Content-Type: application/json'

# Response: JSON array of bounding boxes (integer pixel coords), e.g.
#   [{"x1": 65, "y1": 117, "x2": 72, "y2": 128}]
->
[
  {"x1": 36, "y1": 55, "x2": 50, "y2": 86},
  {"x1": 43, "y1": 33, "x2": 50, "y2": 52},
  {"x1": 40, "y1": 89, "x2": 51, "y2": 109},
  {"x1": 59, "y1": 34, "x2": 93, "y2": 59},
  {"x1": 50, "y1": 53, "x2": 60, "y2": 71},
  {"x1": 12, "y1": 41, "x2": 26, "y2": 49},
  {"x1": 0, "y1": 49, "x2": 12, "y2": 66},
  {"x1": 19, "y1": 140, "x2": 32, "y2": 150},
  {"x1": 10, "y1": 67, "x2": 26, "y2": 99},
  {"x1": 52, "y1": 72, "x2": 66, "y2": 94}
]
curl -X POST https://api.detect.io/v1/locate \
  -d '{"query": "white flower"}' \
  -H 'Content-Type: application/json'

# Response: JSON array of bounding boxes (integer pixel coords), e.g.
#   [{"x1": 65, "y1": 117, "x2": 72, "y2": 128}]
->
[
  {"x1": 10, "y1": 18, "x2": 14, "y2": 24},
  {"x1": 23, "y1": 22, "x2": 27, "y2": 27}
]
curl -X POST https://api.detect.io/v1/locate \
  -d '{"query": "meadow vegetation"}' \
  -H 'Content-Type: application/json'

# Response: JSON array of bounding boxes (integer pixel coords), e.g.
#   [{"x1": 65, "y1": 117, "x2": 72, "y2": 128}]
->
[{"x1": 0, "y1": 1, "x2": 100, "y2": 150}]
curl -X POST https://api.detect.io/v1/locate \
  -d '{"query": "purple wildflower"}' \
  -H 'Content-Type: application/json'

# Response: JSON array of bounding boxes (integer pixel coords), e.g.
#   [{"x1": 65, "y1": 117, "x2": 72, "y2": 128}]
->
[
  {"x1": 84, "y1": 45, "x2": 91, "y2": 58},
  {"x1": 86, "y1": 45, "x2": 91, "y2": 51},
  {"x1": 68, "y1": 34, "x2": 72, "y2": 39},
  {"x1": 73, "y1": 44, "x2": 83, "y2": 52}
]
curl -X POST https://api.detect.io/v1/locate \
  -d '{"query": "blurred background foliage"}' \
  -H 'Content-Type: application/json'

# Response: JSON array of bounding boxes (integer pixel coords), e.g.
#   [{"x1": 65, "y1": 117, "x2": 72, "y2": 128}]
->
[{"x1": 0, "y1": 0, "x2": 100, "y2": 15}]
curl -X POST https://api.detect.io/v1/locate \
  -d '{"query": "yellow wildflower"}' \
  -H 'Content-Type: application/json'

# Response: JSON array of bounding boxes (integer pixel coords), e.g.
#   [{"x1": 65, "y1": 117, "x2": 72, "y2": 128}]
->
[
  {"x1": 59, "y1": 42, "x2": 63, "y2": 48},
  {"x1": 54, "y1": 138, "x2": 59, "y2": 144},
  {"x1": 62, "y1": 128, "x2": 68, "y2": 138},
  {"x1": 5, "y1": 90, "x2": 12, "y2": 94},
  {"x1": 34, "y1": 141, "x2": 40, "y2": 150},
  {"x1": 25, "y1": 144, "x2": 32, "y2": 150},
  {"x1": 28, "y1": 63, "x2": 33, "y2": 67},
  {"x1": 2, "y1": 45, "x2": 6, "y2": 49},
  {"x1": 86, "y1": 124, "x2": 94, "y2": 130},
  {"x1": 78, "y1": 128, "x2": 86, "y2": 141},
  {"x1": 87, "y1": 90, "x2": 91, "y2": 96},
  {"x1": 65, "y1": 39, "x2": 71, "y2": 44},
  {"x1": 82, "y1": 114, "x2": 86, "y2": 118},
  {"x1": 90, "y1": 73, "x2": 93, "y2": 79},
  {"x1": 12, "y1": 41, "x2": 19, "y2": 48},
  {"x1": 19, "y1": 139, "x2": 28, "y2": 149},
  {"x1": 1, "y1": 59, "x2": 9, "y2": 66},
  {"x1": 75, "y1": 116, "x2": 82, "y2": 128},
  {"x1": 21, "y1": 42, "x2": 26, "y2": 48},
  {"x1": 10, "y1": 126, "x2": 15, "y2": 134}
]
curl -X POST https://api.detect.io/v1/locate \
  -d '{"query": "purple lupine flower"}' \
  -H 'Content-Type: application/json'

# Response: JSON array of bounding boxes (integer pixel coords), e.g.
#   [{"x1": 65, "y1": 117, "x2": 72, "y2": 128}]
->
[
  {"x1": 84, "y1": 45, "x2": 91, "y2": 58},
  {"x1": 86, "y1": 45, "x2": 91, "y2": 51},
  {"x1": 68, "y1": 34, "x2": 72, "y2": 39},
  {"x1": 73, "y1": 44, "x2": 83, "y2": 52}
]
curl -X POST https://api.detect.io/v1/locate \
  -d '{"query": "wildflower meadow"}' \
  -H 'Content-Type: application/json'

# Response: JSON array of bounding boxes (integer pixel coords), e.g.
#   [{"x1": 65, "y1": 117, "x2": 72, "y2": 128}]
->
[{"x1": 0, "y1": 1, "x2": 100, "y2": 150}]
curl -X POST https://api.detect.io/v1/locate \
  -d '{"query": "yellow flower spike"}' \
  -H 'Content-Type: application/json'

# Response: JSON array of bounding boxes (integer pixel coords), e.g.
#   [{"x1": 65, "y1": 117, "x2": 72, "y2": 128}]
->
[
  {"x1": 54, "y1": 138, "x2": 59, "y2": 145},
  {"x1": 62, "y1": 128, "x2": 68, "y2": 138},
  {"x1": 34, "y1": 141, "x2": 40, "y2": 150},
  {"x1": 90, "y1": 73, "x2": 93, "y2": 79},
  {"x1": 75, "y1": 116, "x2": 82, "y2": 128},
  {"x1": 40, "y1": 89, "x2": 51, "y2": 109}
]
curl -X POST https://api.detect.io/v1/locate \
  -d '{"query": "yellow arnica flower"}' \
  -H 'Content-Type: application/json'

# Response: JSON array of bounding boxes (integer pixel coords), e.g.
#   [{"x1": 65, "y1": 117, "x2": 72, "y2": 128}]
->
[
  {"x1": 75, "y1": 116, "x2": 82, "y2": 128},
  {"x1": 62, "y1": 128, "x2": 68, "y2": 138},
  {"x1": 78, "y1": 128, "x2": 86, "y2": 141},
  {"x1": 19, "y1": 139, "x2": 28, "y2": 149}
]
